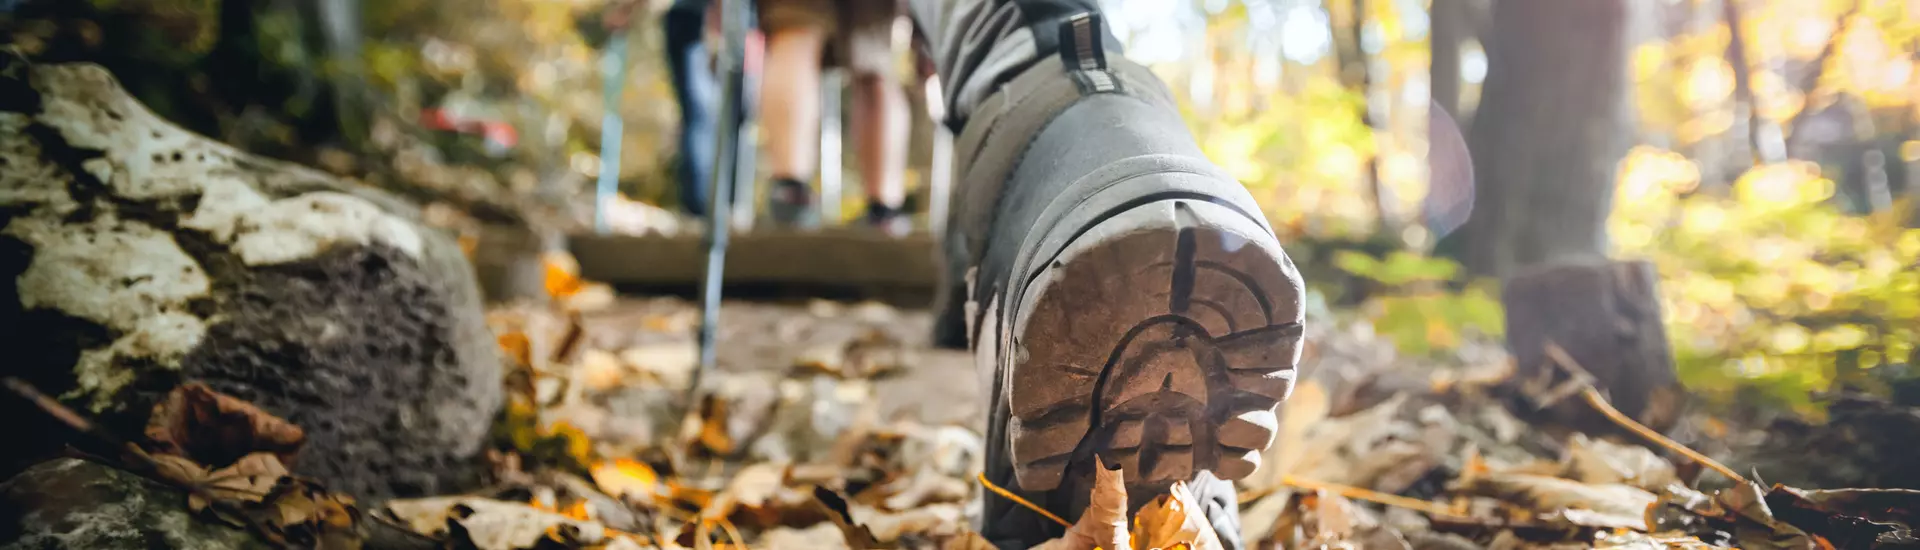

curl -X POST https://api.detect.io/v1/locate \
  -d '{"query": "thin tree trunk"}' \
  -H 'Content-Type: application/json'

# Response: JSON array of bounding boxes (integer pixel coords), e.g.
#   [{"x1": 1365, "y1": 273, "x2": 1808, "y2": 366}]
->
[
  {"x1": 1342, "y1": 0, "x2": 1394, "y2": 234},
  {"x1": 1785, "y1": 0, "x2": 1863, "y2": 157},
  {"x1": 1721, "y1": 0, "x2": 1781, "y2": 165},
  {"x1": 1453, "y1": 0, "x2": 1633, "y2": 280},
  {"x1": 1430, "y1": 0, "x2": 1464, "y2": 118}
]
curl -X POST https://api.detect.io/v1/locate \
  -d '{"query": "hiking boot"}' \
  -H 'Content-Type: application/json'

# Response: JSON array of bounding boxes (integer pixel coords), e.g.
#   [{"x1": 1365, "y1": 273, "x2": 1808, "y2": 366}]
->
[
  {"x1": 766, "y1": 177, "x2": 820, "y2": 229},
  {"x1": 945, "y1": 16, "x2": 1305, "y2": 549}
]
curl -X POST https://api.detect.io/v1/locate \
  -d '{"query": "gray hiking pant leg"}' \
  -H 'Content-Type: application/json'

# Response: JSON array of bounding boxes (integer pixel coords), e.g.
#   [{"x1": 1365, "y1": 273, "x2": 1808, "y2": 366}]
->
[{"x1": 906, "y1": 0, "x2": 1116, "y2": 126}]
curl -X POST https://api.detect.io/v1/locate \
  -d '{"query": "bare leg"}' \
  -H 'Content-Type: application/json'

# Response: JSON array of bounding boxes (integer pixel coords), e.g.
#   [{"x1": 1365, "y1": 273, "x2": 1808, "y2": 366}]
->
[
  {"x1": 759, "y1": 26, "x2": 827, "y2": 181},
  {"x1": 851, "y1": 71, "x2": 908, "y2": 209}
]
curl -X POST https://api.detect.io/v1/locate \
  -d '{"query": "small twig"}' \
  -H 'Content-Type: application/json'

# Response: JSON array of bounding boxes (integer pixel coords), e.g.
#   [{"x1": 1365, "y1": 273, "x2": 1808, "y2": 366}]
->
[
  {"x1": 4, "y1": 377, "x2": 119, "y2": 445},
  {"x1": 1540, "y1": 343, "x2": 1748, "y2": 485},
  {"x1": 975, "y1": 472, "x2": 1071, "y2": 528},
  {"x1": 1280, "y1": 475, "x2": 1464, "y2": 518},
  {"x1": 715, "y1": 516, "x2": 748, "y2": 550}
]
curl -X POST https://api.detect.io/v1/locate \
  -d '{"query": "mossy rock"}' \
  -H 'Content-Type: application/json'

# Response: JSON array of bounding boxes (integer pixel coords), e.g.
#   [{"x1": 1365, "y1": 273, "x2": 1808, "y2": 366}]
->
[{"x1": 0, "y1": 52, "x2": 502, "y2": 501}]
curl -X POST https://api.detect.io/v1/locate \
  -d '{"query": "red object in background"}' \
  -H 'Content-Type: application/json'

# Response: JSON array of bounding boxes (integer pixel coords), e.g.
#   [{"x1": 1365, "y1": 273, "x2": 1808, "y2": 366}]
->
[{"x1": 419, "y1": 108, "x2": 519, "y2": 150}]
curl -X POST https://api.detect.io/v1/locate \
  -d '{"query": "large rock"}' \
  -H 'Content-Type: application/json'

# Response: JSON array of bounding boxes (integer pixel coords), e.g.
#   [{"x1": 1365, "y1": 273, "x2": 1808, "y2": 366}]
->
[
  {"x1": 0, "y1": 459, "x2": 265, "y2": 550},
  {"x1": 0, "y1": 54, "x2": 503, "y2": 500}
]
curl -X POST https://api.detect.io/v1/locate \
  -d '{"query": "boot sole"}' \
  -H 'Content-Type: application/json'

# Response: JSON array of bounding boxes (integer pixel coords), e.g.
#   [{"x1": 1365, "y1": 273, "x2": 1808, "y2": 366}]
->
[{"x1": 1001, "y1": 195, "x2": 1304, "y2": 492}]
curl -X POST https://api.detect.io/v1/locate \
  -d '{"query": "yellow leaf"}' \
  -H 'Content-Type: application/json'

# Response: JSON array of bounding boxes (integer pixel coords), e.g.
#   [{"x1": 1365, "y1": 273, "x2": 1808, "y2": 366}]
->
[
  {"x1": 589, "y1": 458, "x2": 660, "y2": 503},
  {"x1": 497, "y1": 331, "x2": 532, "y2": 367},
  {"x1": 543, "y1": 251, "x2": 584, "y2": 299},
  {"x1": 1131, "y1": 481, "x2": 1225, "y2": 550}
]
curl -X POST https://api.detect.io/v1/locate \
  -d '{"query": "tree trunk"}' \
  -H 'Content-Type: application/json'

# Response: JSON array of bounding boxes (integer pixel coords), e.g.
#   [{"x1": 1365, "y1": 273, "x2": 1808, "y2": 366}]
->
[
  {"x1": 1450, "y1": 0, "x2": 1633, "y2": 280},
  {"x1": 1429, "y1": 0, "x2": 1464, "y2": 118},
  {"x1": 1502, "y1": 260, "x2": 1683, "y2": 435}
]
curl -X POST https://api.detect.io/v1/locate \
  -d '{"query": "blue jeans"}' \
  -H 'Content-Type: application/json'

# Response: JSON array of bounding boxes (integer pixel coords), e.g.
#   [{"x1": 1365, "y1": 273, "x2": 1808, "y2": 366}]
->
[{"x1": 664, "y1": 5, "x2": 719, "y2": 217}]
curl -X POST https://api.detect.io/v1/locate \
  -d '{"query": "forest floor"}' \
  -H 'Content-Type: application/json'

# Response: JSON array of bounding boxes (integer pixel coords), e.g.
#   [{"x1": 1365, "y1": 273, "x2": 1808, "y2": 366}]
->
[
  {"x1": 20, "y1": 284, "x2": 1915, "y2": 549},
  {"x1": 422, "y1": 284, "x2": 1917, "y2": 550}
]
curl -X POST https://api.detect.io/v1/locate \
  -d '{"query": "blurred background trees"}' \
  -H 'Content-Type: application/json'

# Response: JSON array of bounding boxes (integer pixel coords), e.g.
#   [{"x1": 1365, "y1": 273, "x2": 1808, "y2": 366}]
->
[{"x1": 5, "y1": 0, "x2": 1919, "y2": 418}]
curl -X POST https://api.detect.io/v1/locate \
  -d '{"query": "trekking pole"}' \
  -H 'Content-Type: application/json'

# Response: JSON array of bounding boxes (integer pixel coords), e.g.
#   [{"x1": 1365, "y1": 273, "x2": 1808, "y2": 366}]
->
[
  {"x1": 592, "y1": 28, "x2": 631, "y2": 235},
  {"x1": 691, "y1": 0, "x2": 759, "y2": 397}
]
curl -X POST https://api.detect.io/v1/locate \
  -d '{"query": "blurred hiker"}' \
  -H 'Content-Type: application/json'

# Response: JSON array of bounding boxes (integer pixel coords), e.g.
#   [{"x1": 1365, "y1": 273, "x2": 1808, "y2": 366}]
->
[
  {"x1": 605, "y1": 0, "x2": 725, "y2": 218},
  {"x1": 756, "y1": 0, "x2": 912, "y2": 235},
  {"x1": 911, "y1": 0, "x2": 1305, "y2": 547},
  {"x1": 662, "y1": 0, "x2": 724, "y2": 218}
]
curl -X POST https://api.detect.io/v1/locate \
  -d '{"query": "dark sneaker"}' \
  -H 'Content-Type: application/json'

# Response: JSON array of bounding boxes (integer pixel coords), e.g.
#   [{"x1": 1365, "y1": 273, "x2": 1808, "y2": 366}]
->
[
  {"x1": 766, "y1": 177, "x2": 820, "y2": 228},
  {"x1": 953, "y1": 33, "x2": 1305, "y2": 548},
  {"x1": 865, "y1": 202, "x2": 912, "y2": 238}
]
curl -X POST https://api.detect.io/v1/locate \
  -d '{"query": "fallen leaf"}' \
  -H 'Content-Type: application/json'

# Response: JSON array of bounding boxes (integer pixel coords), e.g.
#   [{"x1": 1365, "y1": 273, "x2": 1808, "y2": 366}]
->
[
  {"x1": 1134, "y1": 481, "x2": 1227, "y2": 550},
  {"x1": 1270, "y1": 489, "x2": 1361, "y2": 549},
  {"x1": 1047, "y1": 461, "x2": 1129, "y2": 550},
  {"x1": 578, "y1": 350, "x2": 630, "y2": 392},
  {"x1": 941, "y1": 531, "x2": 996, "y2": 550},
  {"x1": 1715, "y1": 482, "x2": 1818, "y2": 550},
  {"x1": 620, "y1": 343, "x2": 697, "y2": 389},
  {"x1": 856, "y1": 502, "x2": 968, "y2": 542},
  {"x1": 386, "y1": 497, "x2": 613, "y2": 550},
  {"x1": 259, "y1": 479, "x2": 363, "y2": 550},
  {"x1": 148, "y1": 453, "x2": 211, "y2": 488},
  {"x1": 1244, "y1": 380, "x2": 1329, "y2": 496},
  {"x1": 1559, "y1": 434, "x2": 1678, "y2": 492},
  {"x1": 1452, "y1": 473, "x2": 1657, "y2": 530},
  {"x1": 725, "y1": 462, "x2": 787, "y2": 511},
  {"x1": 565, "y1": 283, "x2": 617, "y2": 312},
  {"x1": 1592, "y1": 530, "x2": 1718, "y2": 549},
  {"x1": 1236, "y1": 491, "x2": 1294, "y2": 547},
  {"x1": 590, "y1": 458, "x2": 661, "y2": 504},
  {"x1": 146, "y1": 383, "x2": 307, "y2": 468},
  {"x1": 760, "y1": 524, "x2": 852, "y2": 550},
  {"x1": 811, "y1": 486, "x2": 882, "y2": 550},
  {"x1": 544, "y1": 251, "x2": 584, "y2": 300},
  {"x1": 196, "y1": 452, "x2": 291, "y2": 512},
  {"x1": 499, "y1": 331, "x2": 534, "y2": 367},
  {"x1": 879, "y1": 467, "x2": 971, "y2": 510}
]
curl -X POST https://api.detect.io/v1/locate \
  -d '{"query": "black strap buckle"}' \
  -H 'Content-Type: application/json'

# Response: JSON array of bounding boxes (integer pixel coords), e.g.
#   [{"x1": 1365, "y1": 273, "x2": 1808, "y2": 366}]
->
[{"x1": 1057, "y1": 12, "x2": 1107, "y2": 72}]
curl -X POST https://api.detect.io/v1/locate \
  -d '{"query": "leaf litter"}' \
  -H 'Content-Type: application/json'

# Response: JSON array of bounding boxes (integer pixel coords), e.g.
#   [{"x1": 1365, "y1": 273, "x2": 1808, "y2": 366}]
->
[{"x1": 7, "y1": 265, "x2": 1918, "y2": 549}]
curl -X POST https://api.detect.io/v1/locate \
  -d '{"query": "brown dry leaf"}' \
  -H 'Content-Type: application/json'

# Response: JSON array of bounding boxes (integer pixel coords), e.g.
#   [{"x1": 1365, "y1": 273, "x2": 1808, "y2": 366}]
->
[
  {"x1": 856, "y1": 502, "x2": 968, "y2": 542},
  {"x1": 149, "y1": 453, "x2": 211, "y2": 488},
  {"x1": 1243, "y1": 386, "x2": 1313, "y2": 491},
  {"x1": 386, "y1": 496, "x2": 613, "y2": 550},
  {"x1": 1559, "y1": 434, "x2": 1678, "y2": 492},
  {"x1": 879, "y1": 467, "x2": 972, "y2": 510},
  {"x1": 620, "y1": 343, "x2": 697, "y2": 389},
  {"x1": 578, "y1": 350, "x2": 630, "y2": 392},
  {"x1": 565, "y1": 282, "x2": 617, "y2": 312},
  {"x1": 147, "y1": 383, "x2": 307, "y2": 467},
  {"x1": 1452, "y1": 473, "x2": 1656, "y2": 531},
  {"x1": 681, "y1": 393, "x2": 738, "y2": 456},
  {"x1": 811, "y1": 486, "x2": 882, "y2": 550},
  {"x1": 261, "y1": 480, "x2": 363, "y2": 550},
  {"x1": 1043, "y1": 462, "x2": 1130, "y2": 550},
  {"x1": 726, "y1": 462, "x2": 787, "y2": 510},
  {"x1": 1715, "y1": 482, "x2": 1819, "y2": 550},
  {"x1": 1133, "y1": 481, "x2": 1226, "y2": 550},
  {"x1": 498, "y1": 331, "x2": 534, "y2": 368},
  {"x1": 1268, "y1": 490, "x2": 1360, "y2": 549},
  {"x1": 196, "y1": 452, "x2": 291, "y2": 513},
  {"x1": 760, "y1": 524, "x2": 852, "y2": 549},
  {"x1": 942, "y1": 531, "x2": 996, "y2": 550}
]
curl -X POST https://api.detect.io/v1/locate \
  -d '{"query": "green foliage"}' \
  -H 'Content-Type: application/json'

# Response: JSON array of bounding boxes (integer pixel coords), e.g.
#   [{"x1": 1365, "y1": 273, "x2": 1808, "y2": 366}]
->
[
  {"x1": 1614, "y1": 149, "x2": 1920, "y2": 416},
  {"x1": 1334, "y1": 251, "x2": 1505, "y2": 358}
]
